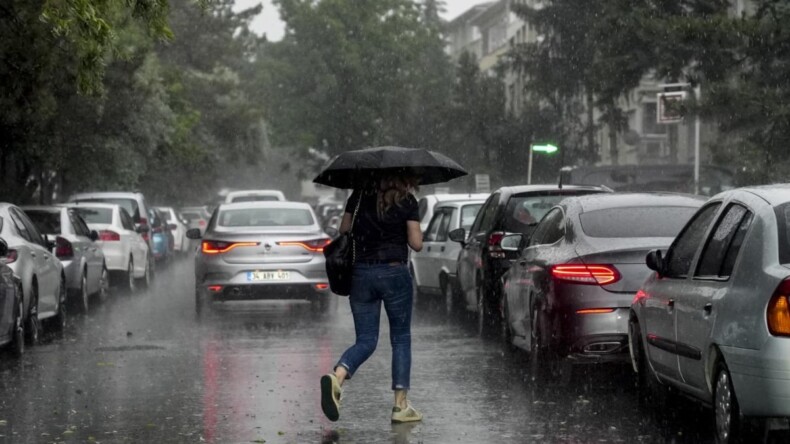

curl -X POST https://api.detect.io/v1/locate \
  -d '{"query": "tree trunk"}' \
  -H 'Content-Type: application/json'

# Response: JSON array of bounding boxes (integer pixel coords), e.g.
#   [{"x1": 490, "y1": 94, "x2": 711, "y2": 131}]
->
[
  {"x1": 609, "y1": 113, "x2": 619, "y2": 166},
  {"x1": 586, "y1": 88, "x2": 595, "y2": 163}
]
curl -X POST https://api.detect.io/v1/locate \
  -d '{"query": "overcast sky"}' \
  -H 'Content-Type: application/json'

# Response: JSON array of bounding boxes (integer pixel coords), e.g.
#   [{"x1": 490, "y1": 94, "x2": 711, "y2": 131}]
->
[{"x1": 233, "y1": 0, "x2": 487, "y2": 41}]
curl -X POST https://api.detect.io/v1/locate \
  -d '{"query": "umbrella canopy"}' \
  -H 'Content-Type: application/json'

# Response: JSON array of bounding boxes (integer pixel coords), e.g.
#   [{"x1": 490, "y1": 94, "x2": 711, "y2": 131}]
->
[{"x1": 313, "y1": 146, "x2": 468, "y2": 189}]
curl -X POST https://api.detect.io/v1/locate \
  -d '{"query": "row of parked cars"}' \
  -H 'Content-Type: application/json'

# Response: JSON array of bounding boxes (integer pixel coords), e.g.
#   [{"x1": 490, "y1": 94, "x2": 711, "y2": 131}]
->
[
  {"x1": 411, "y1": 184, "x2": 790, "y2": 443},
  {"x1": 0, "y1": 191, "x2": 211, "y2": 357}
]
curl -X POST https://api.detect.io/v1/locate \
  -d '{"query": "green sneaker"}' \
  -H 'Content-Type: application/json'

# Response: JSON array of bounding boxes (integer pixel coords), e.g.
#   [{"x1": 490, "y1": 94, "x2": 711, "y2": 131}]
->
[
  {"x1": 391, "y1": 402, "x2": 423, "y2": 423},
  {"x1": 320, "y1": 374, "x2": 342, "y2": 421}
]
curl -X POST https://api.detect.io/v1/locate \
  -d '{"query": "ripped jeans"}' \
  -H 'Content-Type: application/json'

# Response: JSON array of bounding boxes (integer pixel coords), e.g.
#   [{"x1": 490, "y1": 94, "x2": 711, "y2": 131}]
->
[{"x1": 336, "y1": 263, "x2": 413, "y2": 390}]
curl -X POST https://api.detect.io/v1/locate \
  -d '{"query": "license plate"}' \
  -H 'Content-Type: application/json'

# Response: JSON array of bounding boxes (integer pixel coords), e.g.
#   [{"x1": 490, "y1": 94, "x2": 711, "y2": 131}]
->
[{"x1": 247, "y1": 271, "x2": 290, "y2": 282}]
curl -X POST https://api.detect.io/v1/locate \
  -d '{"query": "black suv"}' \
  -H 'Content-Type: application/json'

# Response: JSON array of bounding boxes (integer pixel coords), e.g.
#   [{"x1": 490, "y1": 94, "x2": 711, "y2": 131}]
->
[{"x1": 449, "y1": 185, "x2": 607, "y2": 334}]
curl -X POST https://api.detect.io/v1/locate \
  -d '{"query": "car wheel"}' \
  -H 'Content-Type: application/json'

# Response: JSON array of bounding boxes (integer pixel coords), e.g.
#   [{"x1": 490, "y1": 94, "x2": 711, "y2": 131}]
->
[
  {"x1": 10, "y1": 296, "x2": 25, "y2": 357},
  {"x1": 138, "y1": 257, "x2": 152, "y2": 290},
  {"x1": 52, "y1": 276, "x2": 68, "y2": 335},
  {"x1": 501, "y1": 297, "x2": 516, "y2": 353},
  {"x1": 714, "y1": 361, "x2": 749, "y2": 444},
  {"x1": 76, "y1": 271, "x2": 89, "y2": 314},
  {"x1": 629, "y1": 318, "x2": 649, "y2": 390},
  {"x1": 529, "y1": 307, "x2": 568, "y2": 383},
  {"x1": 443, "y1": 280, "x2": 455, "y2": 318},
  {"x1": 25, "y1": 283, "x2": 40, "y2": 346},
  {"x1": 98, "y1": 265, "x2": 110, "y2": 302},
  {"x1": 477, "y1": 285, "x2": 498, "y2": 337},
  {"x1": 125, "y1": 257, "x2": 136, "y2": 294}
]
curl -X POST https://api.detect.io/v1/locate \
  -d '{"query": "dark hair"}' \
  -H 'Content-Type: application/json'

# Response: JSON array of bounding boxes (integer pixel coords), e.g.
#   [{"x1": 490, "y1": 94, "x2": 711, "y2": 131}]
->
[{"x1": 376, "y1": 174, "x2": 418, "y2": 219}]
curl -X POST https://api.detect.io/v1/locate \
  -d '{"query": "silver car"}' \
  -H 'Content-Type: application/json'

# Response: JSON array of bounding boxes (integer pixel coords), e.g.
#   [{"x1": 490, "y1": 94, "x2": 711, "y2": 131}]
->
[
  {"x1": 411, "y1": 199, "x2": 485, "y2": 313},
  {"x1": 23, "y1": 206, "x2": 108, "y2": 313},
  {"x1": 629, "y1": 185, "x2": 790, "y2": 442},
  {"x1": 188, "y1": 201, "x2": 332, "y2": 315}
]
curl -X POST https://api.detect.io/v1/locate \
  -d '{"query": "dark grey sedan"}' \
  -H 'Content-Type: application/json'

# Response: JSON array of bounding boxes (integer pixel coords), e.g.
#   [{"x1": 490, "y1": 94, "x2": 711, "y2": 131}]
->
[
  {"x1": 0, "y1": 238, "x2": 24, "y2": 357},
  {"x1": 500, "y1": 193, "x2": 704, "y2": 380}
]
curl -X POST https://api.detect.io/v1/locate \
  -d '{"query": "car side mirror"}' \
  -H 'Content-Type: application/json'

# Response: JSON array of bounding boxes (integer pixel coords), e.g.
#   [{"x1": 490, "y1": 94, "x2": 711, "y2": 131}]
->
[
  {"x1": 135, "y1": 224, "x2": 150, "y2": 234},
  {"x1": 324, "y1": 227, "x2": 339, "y2": 238},
  {"x1": 448, "y1": 228, "x2": 466, "y2": 244},
  {"x1": 89, "y1": 230, "x2": 99, "y2": 242},
  {"x1": 186, "y1": 228, "x2": 202, "y2": 240},
  {"x1": 646, "y1": 249, "x2": 665, "y2": 276},
  {"x1": 0, "y1": 238, "x2": 7, "y2": 257},
  {"x1": 499, "y1": 234, "x2": 523, "y2": 252},
  {"x1": 167, "y1": 223, "x2": 178, "y2": 231}
]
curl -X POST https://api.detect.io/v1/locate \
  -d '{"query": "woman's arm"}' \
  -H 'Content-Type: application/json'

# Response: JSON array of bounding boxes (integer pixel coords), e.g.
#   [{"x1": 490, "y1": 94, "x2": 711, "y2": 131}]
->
[
  {"x1": 407, "y1": 220, "x2": 422, "y2": 252},
  {"x1": 339, "y1": 212, "x2": 353, "y2": 234}
]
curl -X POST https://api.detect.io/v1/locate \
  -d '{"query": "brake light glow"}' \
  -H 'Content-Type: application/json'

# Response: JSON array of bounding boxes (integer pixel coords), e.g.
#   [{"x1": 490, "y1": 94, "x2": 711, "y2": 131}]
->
[
  {"x1": 1, "y1": 249, "x2": 17, "y2": 264},
  {"x1": 315, "y1": 283, "x2": 330, "y2": 290},
  {"x1": 99, "y1": 230, "x2": 121, "y2": 241},
  {"x1": 576, "y1": 308, "x2": 616, "y2": 315},
  {"x1": 201, "y1": 240, "x2": 259, "y2": 254},
  {"x1": 207, "y1": 285, "x2": 223, "y2": 293},
  {"x1": 551, "y1": 264, "x2": 621, "y2": 286},
  {"x1": 277, "y1": 238, "x2": 332, "y2": 253},
  {"x1": 488, "y1": 231, "x2": 506, "y2": 258},
  {"x1": 55, "y1": 237, "x2": 74, "y2": 259},
  {"x1": 767, "y1": 279, "x2": 790, "y2": 337}
]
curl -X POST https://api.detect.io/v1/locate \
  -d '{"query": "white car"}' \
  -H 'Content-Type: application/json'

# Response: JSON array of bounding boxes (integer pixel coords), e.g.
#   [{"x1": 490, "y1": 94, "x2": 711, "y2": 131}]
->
[
  {"x1": 68, "y1": 191, "x2": 155, "y2": 254},
  {"x1": 225, "y1": 190, "x2": 286, "y2": 203},
  {"x1": 156, "y1": 206, "x2": 188, "y2": 254},
  {"x1": 23, "y1": 206, "x2": 108, "y2": 313},
  {"x1": 0, "y1": 203, "x2": 66, "y2": 343},
  {"x1": 411, "y1": 199, "x2": 485, "y2": 313},
  {"x1": 67, "y1": 203, "x2": 152, "y2": 292},
  {"x1": 417, "y1": 193, "x2": 489, "y2": 232}
]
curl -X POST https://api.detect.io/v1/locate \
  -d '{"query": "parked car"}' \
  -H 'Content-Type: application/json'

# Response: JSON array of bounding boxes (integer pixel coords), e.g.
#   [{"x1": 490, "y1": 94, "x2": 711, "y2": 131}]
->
[
  {"x1": 23, "y1": 206, "x2": 108, "y2": 313},
  {"x1": 188, "y1": 201, "x2": 331, "y2": 315},
  {"x1": 156, "y1": 206, "x2": 188, "y2": 255},
  {"x1": 148, "y1": 208, "x2": 173, "y2": 265},
  {"x1": 411, "y1": 198, "x2": 485, "y2": 313},
  {"x1": 224, "y1": 189, "x2": 286, "y2": 203},
  {"x1": 180, "y1": 206, "x2": 211, "y2": 237},
  {"x1": 629, "y1": 185, "x2": 790, "y2": 443},
  {"x1": 69, "y1": 192, "x2": 155, "y2": 253},
  {"x1": 67, "y1": 203, "x2": 152, "y2": 292},
  {"x1": 0, "y1": 203, "x2": 66, "y2": 343},
  {"x1": 417, "y1": 193, "x2": 489, "y2": 232},
  {"x1": 450, "y1": 185, "x2": 608, "y2": 335},
  {"x1": 0, "y1": 238, "x2": 24, "y2": 356},
  {"x1": 501, "y1": 193, "x2": 704, "y2": 380}
]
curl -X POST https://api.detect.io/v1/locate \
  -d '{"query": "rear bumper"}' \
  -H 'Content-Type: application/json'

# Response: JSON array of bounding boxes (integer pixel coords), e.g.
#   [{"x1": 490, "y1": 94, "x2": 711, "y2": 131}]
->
[
  {"x1": 553, "y1": 305, "x2": 631, "y2": 362},
  {"x1": 208, "y1": 283, "x2": 328, "y2": 302},
  {"x1": 99, "y1": 243, "x2": 127, "y2": 272},
  {"x1": 720, "y1": 341, "x2": 790, "y2": 417}
]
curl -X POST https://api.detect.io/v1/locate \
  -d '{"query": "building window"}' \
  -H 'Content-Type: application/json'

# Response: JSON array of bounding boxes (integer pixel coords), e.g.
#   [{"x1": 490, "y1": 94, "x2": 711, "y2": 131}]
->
[{"x1": 642, "y1": 101, "x2": 667, "y2": 136}]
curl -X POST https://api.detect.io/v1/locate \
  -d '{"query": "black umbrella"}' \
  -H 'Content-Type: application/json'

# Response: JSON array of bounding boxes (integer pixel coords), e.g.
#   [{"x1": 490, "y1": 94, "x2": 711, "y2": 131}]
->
[{"x1": 313, "y1": 146, "x2": 468, "y2": 189}]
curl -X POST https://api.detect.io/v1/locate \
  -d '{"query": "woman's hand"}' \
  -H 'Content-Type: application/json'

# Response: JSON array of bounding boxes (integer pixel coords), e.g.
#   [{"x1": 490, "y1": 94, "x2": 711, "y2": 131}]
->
[
  {"x1": 339, "y1": 212, "x2": 353, "y2": 234},
  {"x1": 407, "y1": 221, "x2": 422, "y2": 252}
]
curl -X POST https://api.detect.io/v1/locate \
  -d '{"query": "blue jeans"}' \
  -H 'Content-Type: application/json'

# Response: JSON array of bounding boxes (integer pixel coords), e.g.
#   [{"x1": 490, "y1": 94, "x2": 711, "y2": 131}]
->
[{"x1": 336, "y1": 263, "x2": 413, "y2": 390}]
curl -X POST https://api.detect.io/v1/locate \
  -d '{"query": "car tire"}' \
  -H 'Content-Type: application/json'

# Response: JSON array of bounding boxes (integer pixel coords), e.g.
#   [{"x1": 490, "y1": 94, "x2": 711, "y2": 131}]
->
[
  {"x1": 75, "y1": 271, "x2": 89, "y2": 314},
  {"x1": 138, "y1": 257, "x2": 152, "y2": 290},
  {"x1": 629, "y1": 318, "x2": 649, "y2": 391},
  {"x1": 714, "y1": 360, "x2": 752, "y2": 444},
  {"x1": 10, "y1": 296, "x2": 25, "y2": 357},
  {"x1": 98, "y1": 265, "x2": 110, "y2": 302},
  {"x1": 529, "y1": 306, "x2": 569, "y2": 384},
  {"x1": 477, "y1": 285, "x2": 498, "y2": 337},
  {"x1": 25, "y1": 283, "x2": 40, "y2": 346},
  {"x1": 125, "y1": 257, "x2": 136, "y2": 294},
  {"x1": 443, "y1": 280, "x2": 455, "y2": 318},
  {"x1": 501, "y1": 297, "x2": 516, "y2": 353},
  {"x1": 52, "y1": 276, "x2": 67, "y2": 336}
]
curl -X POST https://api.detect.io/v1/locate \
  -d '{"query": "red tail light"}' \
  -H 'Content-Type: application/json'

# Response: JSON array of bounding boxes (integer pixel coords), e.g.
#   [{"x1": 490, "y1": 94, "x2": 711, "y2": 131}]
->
[
  {"x1": 768, "y1": 279, "x2": 790, "y2": 337},
  {"x1": 1, "y1": 249, "x2": 18, "y2": 264},
  {"x1": 551, "y1": 264, "x2": 621, "y2": 286},
  {"x1": 201, "y1": 240, "x2": 259, "y2": 254},
  {"x1": 139, "y1": 217, "x2": 148, "y2": 226},
  {"x1": 55, "y1": 237, "x2": 74, "y2": 259},
  {"x1": 99, "y1": 230, "x2": 121, "y2": 241},
  {"x1": 199, "y1": 220, "x2": 206, "y2": 227},
  {"x1": 488, "y1": 231, "x2": 506, "y2": 258},
  {"x1": 277, "y1": 238, "x2": 332, "y2": 253},
  {"x1": 314, "y1": 283, "x2": 330, "y2": 290},
  {"x1": 207, "y1": 285, "x2": 223, "y2": 293}
]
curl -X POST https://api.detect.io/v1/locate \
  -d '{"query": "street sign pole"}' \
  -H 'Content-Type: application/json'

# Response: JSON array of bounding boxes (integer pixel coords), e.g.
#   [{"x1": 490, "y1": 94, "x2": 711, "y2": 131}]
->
[
  {"x1": 694, "y1": 85, "x2": 701, "y2": 195},
  {"x1": 528, "y1": 143, "x2": 558, "y2": 184},
  {"x1": 527, "y1": 145, "x2": 534, "y2": 185}
]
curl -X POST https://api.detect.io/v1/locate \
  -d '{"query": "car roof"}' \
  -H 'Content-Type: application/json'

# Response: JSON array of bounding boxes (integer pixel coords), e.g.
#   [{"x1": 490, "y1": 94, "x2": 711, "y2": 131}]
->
[
  {"x1": 435, "y1": 199, "x2": 487, "y2": 208},
  {"x1": 219, "y1": 201, "x2": 313, "y2": 211},
  {"x1": 498, "y1": 184, "x2": 606, "y2": 196},
  {"x1": 64, "y1": 202, "x2": 120, "y2": 211},
  {"x1": 568, "y1": 192, "x2": 706, "y2": 213},
  {"x1": 227, "y1": 189, "x2": 284, "y2": 196},
  {"x1": 70, "y1": 191, "x2": 143, "y2": 198},
  {"x1": 734, "y1": 184, "x2": 790, "y2": 206},
  {"x1": 20, "y1": 205, "x2": 66, "y2": 213}
]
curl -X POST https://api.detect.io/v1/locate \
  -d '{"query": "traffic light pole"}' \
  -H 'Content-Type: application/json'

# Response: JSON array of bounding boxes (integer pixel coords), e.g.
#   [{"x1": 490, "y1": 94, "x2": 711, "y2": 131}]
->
[{"x1": 527, "y1": 145, "x2": 534, "y2": 185}]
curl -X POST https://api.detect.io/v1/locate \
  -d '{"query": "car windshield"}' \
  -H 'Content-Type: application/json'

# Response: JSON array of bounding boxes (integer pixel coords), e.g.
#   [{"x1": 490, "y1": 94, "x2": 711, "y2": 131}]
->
[
  {"x1": 76, "y1": 198, "x2": 140, "y2": 222},
  {"x1": 72, "y1": 207, "x2": 113, "y2": 225},
  {"x1": 580, "y1": 206, "x2": 699, "y2": 238},
  {"x1": 777, "y1": 203, "x2": 790, "y2": 265},
  {"x1": 25, "y1": 210, "x2": 61, "y2": 235},
  {"x1": 503, "y1": 195, "x2": 568, "y2": 234},
  {"x1": 218, "y1": 208, "x2": 314, "y2": 227}
]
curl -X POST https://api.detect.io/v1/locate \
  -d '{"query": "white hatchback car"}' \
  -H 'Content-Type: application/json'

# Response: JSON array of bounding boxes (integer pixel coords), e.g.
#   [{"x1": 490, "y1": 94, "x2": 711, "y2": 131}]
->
[
  {"x1": 67, "y1": 203, "x2": 152, "y2": 292},
  {"x1": 629, "y1": 185, "x2": 790, "y2": 442},
  {"x1": 416, "y1": 193, "x2": 489, "y2": 232},
  {"x1": 156, "y1": 206, "x2": 188, "y2": 254}
]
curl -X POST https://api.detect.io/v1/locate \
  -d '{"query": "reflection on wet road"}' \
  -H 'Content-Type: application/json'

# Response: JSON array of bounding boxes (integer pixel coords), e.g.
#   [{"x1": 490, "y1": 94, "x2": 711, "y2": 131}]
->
[{"x1": 0, "y1": 260, "x2": 786, "y2": 443}]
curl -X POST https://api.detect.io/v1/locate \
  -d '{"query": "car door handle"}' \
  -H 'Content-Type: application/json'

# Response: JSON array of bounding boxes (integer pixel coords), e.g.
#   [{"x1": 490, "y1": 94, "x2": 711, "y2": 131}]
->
[
  {"x1": 703, "y1": 303, "x2": 713, "y2": 315},
  {"x1": 440, "y1": 246, "x2": 445, "y2": 252}
]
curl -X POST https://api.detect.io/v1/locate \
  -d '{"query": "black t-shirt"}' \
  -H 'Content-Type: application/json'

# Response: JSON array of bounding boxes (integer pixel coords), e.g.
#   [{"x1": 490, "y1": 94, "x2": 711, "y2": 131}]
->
[{"x1": 345, "y1": 189, "x2": 419, "y2": 263}]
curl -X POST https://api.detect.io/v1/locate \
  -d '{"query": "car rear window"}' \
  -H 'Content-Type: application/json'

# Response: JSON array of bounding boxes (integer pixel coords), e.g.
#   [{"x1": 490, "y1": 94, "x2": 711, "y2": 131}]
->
[
  {"x1": 776, "y1": 203, "x2": 790, "y2": 265},
  {"x1": 502, "y1": 195, "x2": 568, "y2": 234},
  {"x1": 461, "y1": 204, "x2": 482, "y2": 231},
  {"x1": 580, "y1": 206, "x2": 698, "y2": 238},
  {"x1": 76, "y1": 198, "x2": 140, "y2": 221},
  {"x1": 181, "y1": 212, "x2": 202, "y2": 221},
  {"x1": 25, "y1": 210, "x2": 61, "y2": 235},
  {"x1": 73, "y1": 207, "x2": 113, "y2": 225},
  {"x1": 231, "y1": 195, "x2": 279, "y2": 203},
  {"x1": 218, "y1": 208, "x2": 314, "y2": 227}
]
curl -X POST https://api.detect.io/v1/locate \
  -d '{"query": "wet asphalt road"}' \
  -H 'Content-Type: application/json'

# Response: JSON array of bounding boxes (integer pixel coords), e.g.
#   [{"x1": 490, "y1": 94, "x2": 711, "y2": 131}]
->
[{"x1": 0, "y1": 259, "x2": 786, "y2": 444}]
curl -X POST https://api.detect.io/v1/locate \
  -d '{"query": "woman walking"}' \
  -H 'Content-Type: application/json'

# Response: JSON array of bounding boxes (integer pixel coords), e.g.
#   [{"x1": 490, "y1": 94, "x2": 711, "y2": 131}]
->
[{"x1": 320, "y1": 174, "x2": 424, "y2": 423}]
